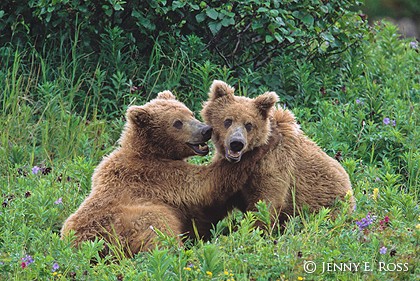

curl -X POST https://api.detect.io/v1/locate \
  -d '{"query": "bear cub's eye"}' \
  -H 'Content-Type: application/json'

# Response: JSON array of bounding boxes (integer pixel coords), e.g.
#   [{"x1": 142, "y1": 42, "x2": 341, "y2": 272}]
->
[
  {"x1": 224, "y1": 119, "x2": 233, "y2": 128},
  {"x1": 245, "y1": 123, "x2": 253, "y2": 132},
  {"x1": 173, "y1": 120, "x2": 183, "y2": 129}
]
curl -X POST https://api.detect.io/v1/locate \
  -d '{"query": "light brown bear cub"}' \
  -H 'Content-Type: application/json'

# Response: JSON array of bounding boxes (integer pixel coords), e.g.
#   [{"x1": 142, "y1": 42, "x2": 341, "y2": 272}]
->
[
  {"x1": 61, "y1": 91, "x2": 275, "y2": 256},
  {"x1": 201, "y1": 80, "x2": 354, "y2": 226}
]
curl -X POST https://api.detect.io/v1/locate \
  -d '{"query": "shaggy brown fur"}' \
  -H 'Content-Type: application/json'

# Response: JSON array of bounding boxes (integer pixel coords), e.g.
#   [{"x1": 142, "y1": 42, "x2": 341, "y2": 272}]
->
[
  {"x1": 61, "y1": 91, "x2": 276, "y2": 256},
  {"x1": 201, "y1": 80, "x2": 355, "y2": 225}
]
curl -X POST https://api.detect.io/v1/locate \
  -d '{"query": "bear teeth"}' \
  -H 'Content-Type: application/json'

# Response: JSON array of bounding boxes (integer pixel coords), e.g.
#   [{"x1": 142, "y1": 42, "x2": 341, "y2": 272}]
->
[
  {"x1": 187, "y1": 142, "x2": 209, "y2": 155},
  {"x1": 228, "y1": 149, "x2": 241, "y2": 157},
  {"x1": 199, "y1": 144, "x2": 208, "y2": 151}
]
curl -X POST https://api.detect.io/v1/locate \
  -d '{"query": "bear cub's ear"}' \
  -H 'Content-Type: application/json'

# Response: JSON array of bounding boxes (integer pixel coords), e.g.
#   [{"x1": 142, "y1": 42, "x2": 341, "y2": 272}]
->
[
  {"x1": 209, "y1": 80, "x2": 235, "y2": 100},
  {"x1": 254, "y1": 92, "x2": 279, "y2": 119},
  {"x1": 126, "y1": 106, "x2": 150, "y2": 127},
  {"x1": 157, "y1": 90, "x2": 176, "y2": 100}
]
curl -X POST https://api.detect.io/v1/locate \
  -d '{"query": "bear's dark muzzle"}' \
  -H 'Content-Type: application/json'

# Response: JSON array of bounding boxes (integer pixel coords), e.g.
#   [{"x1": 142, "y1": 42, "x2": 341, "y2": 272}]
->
[
  {"x1": 201, "y1": 125, "x2": 213, "y2": 141},
  {"x1": 229, "y1": 140, "x2": 245, "y2": 152}
]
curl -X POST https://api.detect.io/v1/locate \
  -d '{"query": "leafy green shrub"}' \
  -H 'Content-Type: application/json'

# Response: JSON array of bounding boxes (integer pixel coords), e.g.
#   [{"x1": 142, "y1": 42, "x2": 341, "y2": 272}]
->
[
  {"x1": 0, "y1": 0, "x2": 370, "y2": 116},
  {"x1": 1, "y1": 0, "x2": 367, "y2": 62}
]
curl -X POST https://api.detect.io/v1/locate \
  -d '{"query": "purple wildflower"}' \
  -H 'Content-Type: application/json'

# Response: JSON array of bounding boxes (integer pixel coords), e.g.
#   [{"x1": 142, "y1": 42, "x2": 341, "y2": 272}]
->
[
  {"x1": 379, "y1": 246, "x2": 387, "y2": 255},
  {"x1": 356, "y1": 214, "x2": 374, "y2": 230},
  {"x1": 52, "y1": 262, "x2": 59, "y2": 272},
  {"x1": 391, "y1": 119, "x2": 396, "y2": 127},
  {"x1": 21, "y1": 255, "x2": 34, "y2": 268},
  {"x1": 54, "y1": 198, "x2": 63, "y2": 205},
  {"x1": 23, "y1": 255, "x2": 34, "y2": 264},
  {"x1": 32, "y1": 166, "x2": 41, "y2": 175},
  {"x1": 383, "y1": 118, "x2": 390, "y2": 125},
  {"x1": 410, "y1": 41, "x2": 418, "y2": 49}
]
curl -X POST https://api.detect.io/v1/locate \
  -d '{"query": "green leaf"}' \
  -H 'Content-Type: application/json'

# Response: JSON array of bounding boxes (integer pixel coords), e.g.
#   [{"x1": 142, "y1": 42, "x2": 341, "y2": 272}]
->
[
  {"x1": 221, "y1": 17, "x2": 234, "y2": 27},
  {"x1": 269, "y1": 9, "x2": 279, "y2": 17},
  {"x1": 320, "y1": 5, "x2": 329, "y2": 13},
  {"x1": 140, "y1": 18, "x2": 156, "y2": 31},
  {"x1": 285, "y1": 36, "x2": 295, "y2": 43},
  {"x1": 257, "y1": 7, "x2": 269, "y2": 13},
  {"x1": 274, "y1": 33, "x2": 284, "y2": 43},
  {"x1": 301, "y1": 14, "x2": 314, "y2": 28},
  {"x1": 208, "y1": 21, "x2": 222, "y2": 35},
  {"x1": 206, "y1": 8, "x2": 219, "y2": 20},
  {"x1": 275, "y1": 17, "x2": 285, "y2": 26},
  {"x1": 279, "y1": 28, "x2": 289, "y2": 34},
  {"x1": 172, "y1": 1, "x2": 186, "y2": 9},
  {"x1": 268, "y1": 23, "x2": 277, "y2": 33},
  {"x1": 190, "y1": 4, "x2": 199, "y2": 10},
  {"x1": 196, "y1": 13, "x2": 206, "y2": 23},
  {"x1": 252, "y1": 20, "x2": 264, "y2": 31},
  {"x1": 114, "y1": 4, "x2": 123, "y2": 11},
  {"x1": 321, "y1": 32, "x2": 335, "y2": 42},
  {"x1": 265, "y1": 34, "x2": 274, "y2": 43},
  {"x1": 0, "y1": 11, "x2": 4, "y2": 19},
  {"x1": 292, "y1": 11, "x2": 304, "y2": 19},
  {"x1": 104, "y1": 6, "x2": 112, "y2": 17}
]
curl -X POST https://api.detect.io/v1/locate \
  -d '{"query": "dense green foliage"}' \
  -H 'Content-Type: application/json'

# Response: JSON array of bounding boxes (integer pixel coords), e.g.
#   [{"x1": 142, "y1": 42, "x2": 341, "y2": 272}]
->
[
  {"x1": 1, "y1": 0, "x2": 368, "y2": 115},
  {"x1": 0, "y1": 1, "x2": 419, "y2": 280}
]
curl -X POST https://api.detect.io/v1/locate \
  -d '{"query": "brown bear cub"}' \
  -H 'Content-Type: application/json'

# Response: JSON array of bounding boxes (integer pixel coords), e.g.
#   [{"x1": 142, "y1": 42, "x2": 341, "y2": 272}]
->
[
  {"x1": 61, "y1": 90, "x2": 277, "y2": 256},
  {"x1": 201, "y1": 80, "x2": 355, "y2": 227}
]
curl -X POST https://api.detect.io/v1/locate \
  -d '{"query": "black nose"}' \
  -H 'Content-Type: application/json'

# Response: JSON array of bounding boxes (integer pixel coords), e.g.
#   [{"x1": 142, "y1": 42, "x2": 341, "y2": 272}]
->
[
  {"x1": 201, "y1": 126, "x2": 213, "y2": 140},
  {"x1": 229, "y1": 140, "x2": 244, "y2": 152}
]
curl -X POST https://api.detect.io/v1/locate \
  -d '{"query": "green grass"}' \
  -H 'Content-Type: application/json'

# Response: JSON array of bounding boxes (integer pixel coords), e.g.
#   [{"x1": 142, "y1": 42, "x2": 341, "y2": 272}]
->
[{"x1": 0, "y1": 21, "x2": 419, "y2": 280}]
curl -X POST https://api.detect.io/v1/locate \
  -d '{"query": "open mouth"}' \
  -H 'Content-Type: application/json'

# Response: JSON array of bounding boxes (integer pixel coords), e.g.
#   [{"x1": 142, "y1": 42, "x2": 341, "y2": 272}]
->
[
  {"x1": 225, "y1": 148, "x2": 243, "y2": 163},
  {"x1": 187, "y1": 143, "x2": 209, "y2": 156}
]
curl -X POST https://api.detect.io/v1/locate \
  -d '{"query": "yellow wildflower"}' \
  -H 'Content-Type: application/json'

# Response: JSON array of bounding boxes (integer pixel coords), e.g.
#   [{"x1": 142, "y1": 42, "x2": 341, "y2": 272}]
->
[
  {"x1": 373, "y1": 188, "x2": 379, "y2": 200},
  {"x1": 52, "y1": 272, "x2": 58, "y2": 276},
  {"x1": 224, "y1": 270, "x2": 229, "y2": 275},
  {"x1": 297, "y1": 277, "x2": 304, "y2": 281},
  {"x1": 206, "y1": 271, "x2": 213, "y2": 277},
  {"x1": 183, "y1": 267, "x2": 192, "y2": 271},
  {"x1": 416, "y1": 224, "x2": 420, "y2": 230}
]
